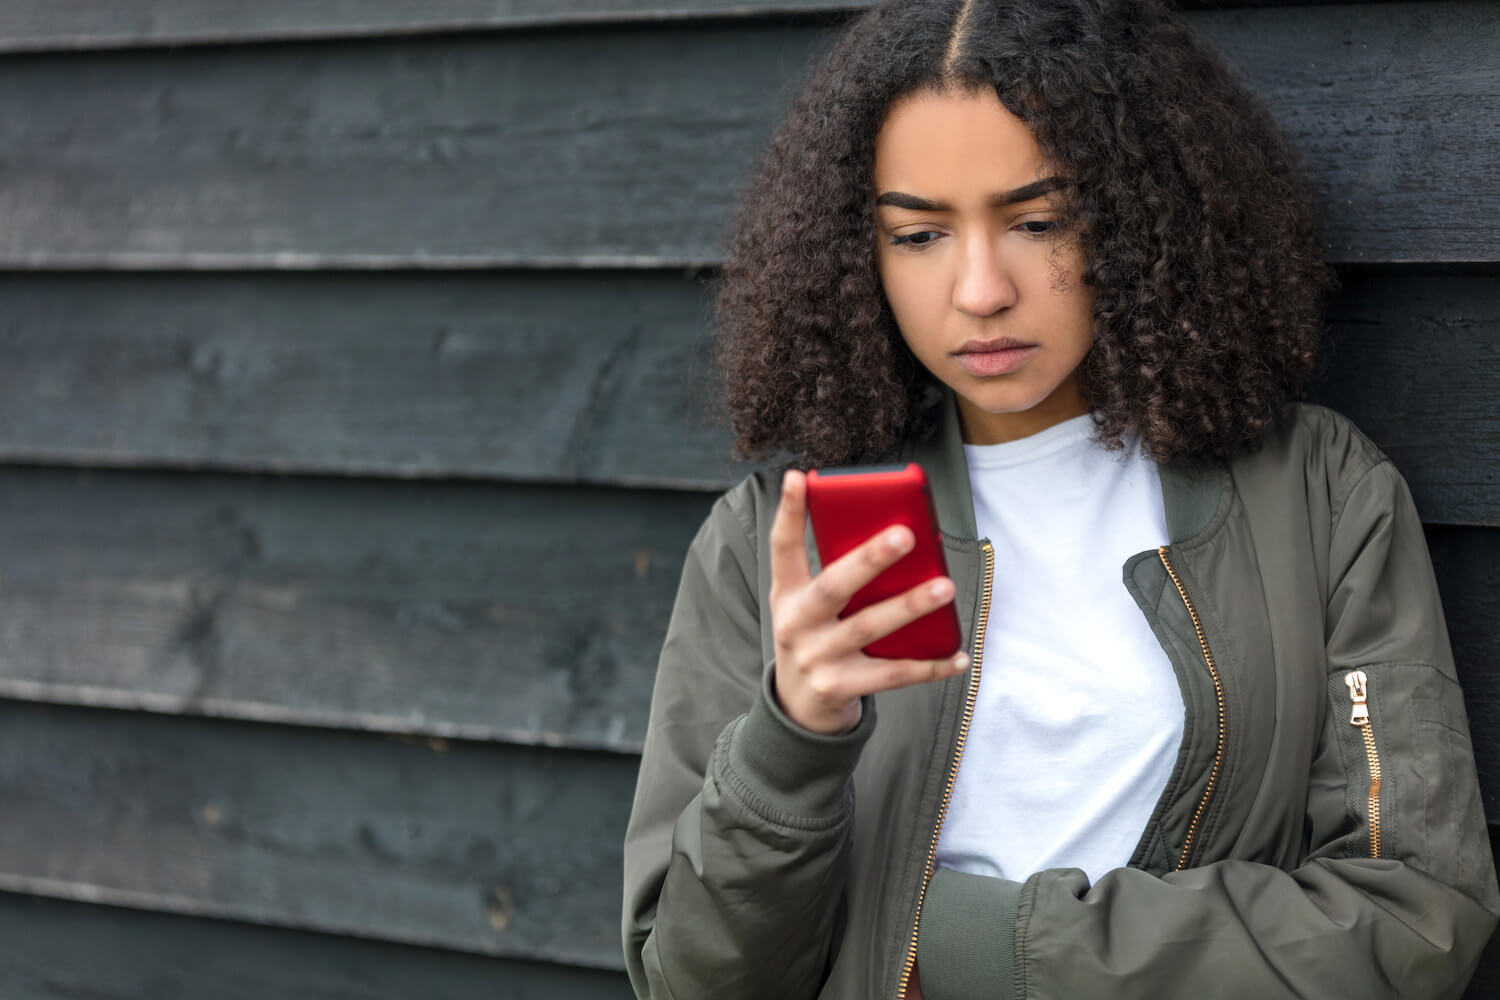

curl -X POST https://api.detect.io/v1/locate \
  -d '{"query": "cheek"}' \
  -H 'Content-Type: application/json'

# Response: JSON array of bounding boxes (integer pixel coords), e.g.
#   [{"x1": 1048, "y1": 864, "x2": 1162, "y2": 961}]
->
[{"x1": 879, "y1": 260, "x2": 944, "y2": 348}]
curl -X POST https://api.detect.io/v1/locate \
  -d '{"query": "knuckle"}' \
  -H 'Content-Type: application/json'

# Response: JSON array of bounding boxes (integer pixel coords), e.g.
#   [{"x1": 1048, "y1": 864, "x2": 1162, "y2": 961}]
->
[
  {"x1": 772, "y1": 618, "x2": 803, "y2": 654},
  {"x1": 807, "y1": 672, "x2": 840, "y2": 701},
  {"x1": 809, "y1": 574, "x2": 840, "y2": 607},
  {"x1": 882, "y1": 661, "x2": 915, "y2": 690},
  {"x1": 846, "y1": 617, "x2": 876, "y2": 646}
]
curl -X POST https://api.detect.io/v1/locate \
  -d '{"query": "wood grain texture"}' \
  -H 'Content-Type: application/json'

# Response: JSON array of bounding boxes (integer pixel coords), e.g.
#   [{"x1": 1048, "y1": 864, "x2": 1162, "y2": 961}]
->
[
  {"x1": 0, "y1": 840, "x2": 1494, "y2": 1000},
  {"x1": 1472, "y1": 890, "x2": 1500, "y2": 989},
  {"x1": 0, "y1": 270, "x2": 1494, "y2": 522},
  {"x1": 0, "y1": 1, "x2": 849, "y2": 52},
  {"x1": 0, "y1": 466, "x2": 713, "y2": 752},
  {"x1": 1312, "y1": 273, "x2": 1500, "y2": 527},
  {"x1": 1192, "y1": 3, "x2": 1500, "y2": 264},
  {"x1": 0, "y1": 891, "x2": 631, "y2": 1000},
  {"x1": 0, "y1": 3, "x2": 1494, "y2": 267},
  {"x1": 0, "y1": 467, "x2": 1495, "y2": 767},
  {"x1": 1468, "y1": 916, "x2": 1500, "y2": 1000},
  {"x1": 0, "y1": 0, "x2": 1397, "y2": 53},
  {"x1": 1428, "y1": 525, "x2": 1500, "y2": 821},
  {"x1": 0, "y1": 695, "x2": 1497, "y2": 982},
  {"x1": 0, "y1": 271, "x2": 746, "y2": 488},
  {"x1": 0, "y1": 701, "x2": 637, "y2": 969}
]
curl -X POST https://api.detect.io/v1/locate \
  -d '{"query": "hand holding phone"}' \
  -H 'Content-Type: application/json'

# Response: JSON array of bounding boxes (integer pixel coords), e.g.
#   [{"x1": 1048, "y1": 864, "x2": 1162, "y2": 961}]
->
[{"x1": 767, "y1": 467, "x2": 970, "y2": 735}]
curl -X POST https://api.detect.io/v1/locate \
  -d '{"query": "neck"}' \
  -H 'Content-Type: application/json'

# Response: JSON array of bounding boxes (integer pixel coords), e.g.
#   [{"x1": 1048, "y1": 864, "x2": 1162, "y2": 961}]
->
[{"x1": 956, "y1": 388, "x2": 1090, "y2": 445}]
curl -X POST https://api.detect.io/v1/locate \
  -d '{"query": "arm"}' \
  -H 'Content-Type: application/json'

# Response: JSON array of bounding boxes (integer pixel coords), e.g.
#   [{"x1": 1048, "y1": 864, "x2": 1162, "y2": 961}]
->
[
  {"x1": 621, "y1": 487, "x2": 865, "y2": 1000},
  {"x1": 916, "y1": 460, "x2": 1498, "y2": 1000},
  {"x1": 622, "y1": 473, "x2": 966, "y2": 999}
]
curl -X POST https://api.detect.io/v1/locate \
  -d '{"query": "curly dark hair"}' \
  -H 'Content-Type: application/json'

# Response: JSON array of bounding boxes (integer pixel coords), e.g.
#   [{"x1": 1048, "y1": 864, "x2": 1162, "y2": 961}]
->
[{"x1": 715, "y1": 0, "x2": 1331, "y2": 465}]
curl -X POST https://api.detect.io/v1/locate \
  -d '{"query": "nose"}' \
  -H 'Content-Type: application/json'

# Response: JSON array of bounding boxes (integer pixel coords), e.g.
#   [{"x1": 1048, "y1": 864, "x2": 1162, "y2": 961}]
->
[{"x1": 952, "y1": 233, "x2": 1018, "y2": 317}]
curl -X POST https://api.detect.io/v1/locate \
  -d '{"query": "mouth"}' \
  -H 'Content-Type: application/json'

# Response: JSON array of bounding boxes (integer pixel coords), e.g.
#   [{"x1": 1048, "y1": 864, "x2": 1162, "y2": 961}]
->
[{"x1": 953, "y1": 338, "x2": 1038, "y2": 377}]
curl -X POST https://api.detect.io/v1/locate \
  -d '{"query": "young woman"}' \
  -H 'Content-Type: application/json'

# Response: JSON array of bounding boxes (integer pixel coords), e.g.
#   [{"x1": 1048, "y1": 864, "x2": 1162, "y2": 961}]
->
[{"x1": 622, "y1": 1, "x2": 1498, "y2": 997}]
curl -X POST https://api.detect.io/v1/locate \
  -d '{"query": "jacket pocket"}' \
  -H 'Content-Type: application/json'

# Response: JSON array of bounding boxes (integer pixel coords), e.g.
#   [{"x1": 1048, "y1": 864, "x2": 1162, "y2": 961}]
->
[
  {"x1": 1328, "y1": 663, "x2": 1495, "y2": 902},
  {"x1": 1340, "y1": 669, "x2": 1383, "y2": 857}
]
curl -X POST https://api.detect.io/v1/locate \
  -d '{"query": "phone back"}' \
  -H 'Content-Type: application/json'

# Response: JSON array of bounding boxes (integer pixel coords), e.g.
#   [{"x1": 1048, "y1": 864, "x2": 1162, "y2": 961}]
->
[{"x1": 805, "y1": 463, "x2": 962, "y2": 659}]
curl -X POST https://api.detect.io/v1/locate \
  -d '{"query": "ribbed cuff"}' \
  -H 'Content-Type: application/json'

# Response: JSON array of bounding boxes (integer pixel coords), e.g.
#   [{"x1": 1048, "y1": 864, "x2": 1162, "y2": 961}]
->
[
  {"x1": 918, "y1": 867, "x2": 1023, "y2": 1000},
  {"x1": 722, "y1": 662, "x2": 875, "y2": 821}
]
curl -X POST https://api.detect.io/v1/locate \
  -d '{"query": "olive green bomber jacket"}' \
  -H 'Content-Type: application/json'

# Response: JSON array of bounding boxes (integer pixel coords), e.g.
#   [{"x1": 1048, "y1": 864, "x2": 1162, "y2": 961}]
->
[{"x1": 621, "y1": 402, "x2": 1499, "y2": 999}]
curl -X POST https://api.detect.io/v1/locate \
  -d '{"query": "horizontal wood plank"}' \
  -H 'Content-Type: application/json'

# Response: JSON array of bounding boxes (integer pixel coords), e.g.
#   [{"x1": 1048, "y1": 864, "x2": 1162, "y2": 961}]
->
[
  {"x1": 2, "y1": 886, "x2": 1486, "y2": 1000},
  {"x1": 1469, "y1": 908, "x2": 1500, "y2": 1000},
  {"x1": 0, "y1": 701, "x2": 636, "y2": 968},
  {"x1": 1, "y1": 2, "x2": 843, "y2": 52},
  {"x1": 0, "y1": 270, "x2": 1494, "y2": 522},
  {"x1": 1312, "y1": 272, "x2": 1500, "y2": 527},
  {"x1": 0, "y1": 469, "x2": 1496, "y2": 767},
  {"x1": 0, "y1": 696, "x2": 1497, "y2": 980},
  {"x1": 0, "y1": 1, "x2": 1406, "y2": 53},
  {"x1": 0, "y1": 891, "x2": 631, "y2": 1000},
  {"x1": 1427, "y1": 525, "x2": 1500, "y2": 822},
  {"x1": 0, "y1": 467, "x2": 712, "y2": 752},
  {"x1": 0, "y1": 3, "x2": 1494, "y2": 267},
  {"x1": 0, "y1": 271, "x2": 745, "y2": 488}
]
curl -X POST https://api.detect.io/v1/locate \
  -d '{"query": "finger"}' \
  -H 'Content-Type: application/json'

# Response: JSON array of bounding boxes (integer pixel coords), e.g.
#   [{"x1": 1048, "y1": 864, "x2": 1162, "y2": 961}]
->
[
  {"x1": 800, "y1": 523, "x2": 915, "y2": 621},
  {"x1": 794, "y1": 647, "x2": 970, "y2": 706},
  {"x1": 833, "y1": 576, "x2": 957, "y2": 653},
  {"x1": 769, "y1": 469, "x2": 812, "y2": 592},
  {"x1": 860, "y1": 651, "x2": 972, "y2": 697}
]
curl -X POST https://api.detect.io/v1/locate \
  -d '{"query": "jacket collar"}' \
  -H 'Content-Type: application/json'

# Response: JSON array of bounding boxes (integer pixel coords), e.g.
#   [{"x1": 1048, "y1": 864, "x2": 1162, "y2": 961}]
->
[{"x1": 906, "y1": 391, "x2": 1229, "y2": 545}]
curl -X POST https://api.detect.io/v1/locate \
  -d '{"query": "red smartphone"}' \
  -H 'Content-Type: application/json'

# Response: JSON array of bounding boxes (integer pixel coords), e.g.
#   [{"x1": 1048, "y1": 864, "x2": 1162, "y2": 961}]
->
[{"x1": 804, "y1": 463, "x2": 963, "y2": 660}]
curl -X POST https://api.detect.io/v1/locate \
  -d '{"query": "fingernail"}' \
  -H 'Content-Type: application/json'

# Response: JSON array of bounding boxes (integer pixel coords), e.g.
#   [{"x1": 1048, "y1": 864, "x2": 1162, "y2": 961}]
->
[
  {"x1": 888, "y1": 529, "x2": 912, "y2": 552},
  {"x1": 952, "y1": 653, "x2": 970, "y2": 672},
  {"x1": 928, "y1": 579, "x2": 952, "y2": 600}
]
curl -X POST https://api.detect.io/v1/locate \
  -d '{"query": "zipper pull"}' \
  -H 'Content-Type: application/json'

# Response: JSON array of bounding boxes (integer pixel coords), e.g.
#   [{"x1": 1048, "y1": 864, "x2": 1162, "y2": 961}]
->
[{"x1": 1345, "y1": 670, "x2": 1370, "y2": 726}]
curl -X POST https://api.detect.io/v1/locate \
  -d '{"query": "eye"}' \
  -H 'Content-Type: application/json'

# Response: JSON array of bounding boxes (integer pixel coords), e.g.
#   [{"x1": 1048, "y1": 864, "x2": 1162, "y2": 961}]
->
[
  {"x1": 1018, "y1": 220, "x2": 1057, "y2": 237},
  {"x1": 890, "y1": 230, "x2": 943, "y2": 250}
]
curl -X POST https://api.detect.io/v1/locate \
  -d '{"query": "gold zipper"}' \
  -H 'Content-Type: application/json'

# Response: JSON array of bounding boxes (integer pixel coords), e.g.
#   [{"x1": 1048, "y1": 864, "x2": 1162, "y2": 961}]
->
[
  {"x1": 894, "y1": 540, "x2": 993, "y2": 1000},
  {"x1": 1344, "y1": 670, "x2": 1382, "y2": 857},
  {"x1": 1158, "y1": 546, "x2": 1226, "y2": 871}
]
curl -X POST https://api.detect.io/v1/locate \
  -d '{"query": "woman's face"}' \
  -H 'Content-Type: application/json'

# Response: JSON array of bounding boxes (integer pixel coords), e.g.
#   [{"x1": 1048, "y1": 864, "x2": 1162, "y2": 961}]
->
[{"x1": 874, "y1": 87, "x2": 1096, "y2": 444}]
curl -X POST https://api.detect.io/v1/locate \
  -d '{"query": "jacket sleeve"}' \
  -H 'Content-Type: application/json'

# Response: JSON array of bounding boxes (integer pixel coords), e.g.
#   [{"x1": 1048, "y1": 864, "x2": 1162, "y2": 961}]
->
[
  {"x1": 621, "y1": 484, "x2": 874, "y2": 1000},
  {"x1": 917, "y1": 459, "x2": 1499, "y2": 1000}
]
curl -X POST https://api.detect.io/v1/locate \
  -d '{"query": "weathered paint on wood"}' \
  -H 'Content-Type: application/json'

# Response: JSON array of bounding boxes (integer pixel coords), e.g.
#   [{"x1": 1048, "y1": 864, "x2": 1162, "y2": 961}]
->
[
  {"x1": 1470, "y1": 915, "x2": 1500, "y2": 1000},
  {"x1": 0, "y1": 467, "x2": 1494, "y2": 764},
  {"x1": 0, "y1": 701, "x2": 636, "y2": 969},
  {"x1": 0, "y1": 0, "x2": 1410, "y2": 53},
  {"x1": 0, "y1": 271, "x2": 1494, "y2": 522},
  {"x1": 0, "y1": 891, "x2": 632, "y2": 1000},
  {"x1": 1192, "y1": 4, "x2": 1500, "y2": 263},
  {"x1": 0, "y1": 271, "x2": 745, "y2": 488},
  {"x1": 0, "y1": 467, "x2": 711, "y2": 752},
  {"x1": 0, "y1": 859, "x2": 1493, "y2": 1000},
  {"x1": 1313, "y1": 273, "x2": 1500, "y2": 527},
  {"x1": 0, "y1": 1, "x2": 852, "y2": 52},
  {"x1": 0, "y1": 3, "x2": 1495, "y2": 268},
  {"x1": 1, "y1": 690, "x2": 1498, "y2": 978},
  {"x1": 1428, "y1": 525, "x2": 1500, "y2": 821}
]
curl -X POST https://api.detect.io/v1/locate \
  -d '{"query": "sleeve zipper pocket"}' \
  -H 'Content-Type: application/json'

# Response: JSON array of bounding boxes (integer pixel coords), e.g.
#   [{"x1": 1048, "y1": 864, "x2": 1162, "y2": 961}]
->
[{"x1": 1344, "y1": 670, "x2": 1383, "y2": 857}]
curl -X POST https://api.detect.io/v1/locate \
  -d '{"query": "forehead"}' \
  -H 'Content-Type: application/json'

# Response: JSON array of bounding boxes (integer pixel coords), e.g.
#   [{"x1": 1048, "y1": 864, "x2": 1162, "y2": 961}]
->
[{"x1": 872, "y1": 87, "x2": 1047, "y2": 195}]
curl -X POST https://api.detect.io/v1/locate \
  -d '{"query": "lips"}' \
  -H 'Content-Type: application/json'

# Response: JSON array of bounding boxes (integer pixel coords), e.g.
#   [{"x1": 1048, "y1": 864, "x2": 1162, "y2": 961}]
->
[{"x1": 954, "y1": 337, "x2": 1038, "y2": 377}]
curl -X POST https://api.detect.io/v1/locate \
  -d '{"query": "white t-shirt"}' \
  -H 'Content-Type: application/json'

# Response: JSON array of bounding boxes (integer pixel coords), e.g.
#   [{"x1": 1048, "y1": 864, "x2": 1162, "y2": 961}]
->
[{"x1": 934, "y1": 414, "x2": 1184, "y2": 885}]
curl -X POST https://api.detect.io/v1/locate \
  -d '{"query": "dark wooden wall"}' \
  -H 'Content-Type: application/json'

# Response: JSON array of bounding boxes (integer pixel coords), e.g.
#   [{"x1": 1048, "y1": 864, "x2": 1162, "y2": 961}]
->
[{"x1": 0, "y1": 1, "x2": 1494, "y2": 996}]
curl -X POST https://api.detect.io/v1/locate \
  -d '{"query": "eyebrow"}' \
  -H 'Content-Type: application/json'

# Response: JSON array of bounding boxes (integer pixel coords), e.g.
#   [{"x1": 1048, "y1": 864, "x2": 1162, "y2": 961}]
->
[{"x1": 874, "y1": 176, "x2": 1071, "y2": 212}]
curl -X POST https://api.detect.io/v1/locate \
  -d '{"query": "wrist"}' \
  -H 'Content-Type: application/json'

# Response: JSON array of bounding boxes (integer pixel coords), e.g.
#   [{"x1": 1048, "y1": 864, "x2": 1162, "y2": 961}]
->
[{"x1": 773, "y1": 669, "x2": 863, "y2": 734}]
